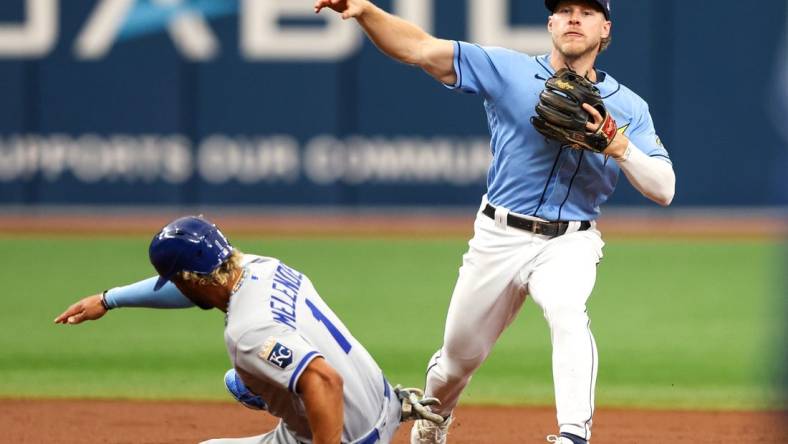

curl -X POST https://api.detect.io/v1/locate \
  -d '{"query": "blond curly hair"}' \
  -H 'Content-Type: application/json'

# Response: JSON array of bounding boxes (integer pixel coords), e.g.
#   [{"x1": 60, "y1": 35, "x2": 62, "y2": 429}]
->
[
  {"x1": 177, "y1": 248, "x2": 244, "y2": 287},
  {"x1": 600, "y1": 34, "x2": 611, "y2": 52}
]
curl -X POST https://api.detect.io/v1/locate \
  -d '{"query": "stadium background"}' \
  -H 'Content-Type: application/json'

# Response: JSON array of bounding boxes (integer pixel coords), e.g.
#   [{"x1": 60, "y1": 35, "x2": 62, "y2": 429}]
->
[
  {"x1": 0, "y1": 1, "x2": 786, "y2": 443},
  {"x1": 1, "y1": 0, "x2": 786, "y2": 207}
]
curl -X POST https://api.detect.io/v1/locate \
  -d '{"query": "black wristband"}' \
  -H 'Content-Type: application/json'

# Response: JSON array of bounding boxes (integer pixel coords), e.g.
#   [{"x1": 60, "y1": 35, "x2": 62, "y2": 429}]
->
[{"x1": 100, "y1": 290, "x2": 112, "y2": 311}]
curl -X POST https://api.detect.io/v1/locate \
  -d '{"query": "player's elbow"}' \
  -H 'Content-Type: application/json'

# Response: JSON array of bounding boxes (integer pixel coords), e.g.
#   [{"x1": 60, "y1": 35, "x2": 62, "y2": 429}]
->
[
  {"x1": 415, "y1": 38, "x2": 456, "y2": 84},
  {"x1": 651, "y1": 184, "x2": 675, "y2": 207},
  {"x1": 317, "y1": 358, "x2": 343, "y2": 388},
  {"x1": 662, "y1": 189, "x2": 675, "y2": 206},
  {"x1": 322, "y1": 367, "x2": 344, "y2": 391},
  {"x1": 651, "y1": 165, "x2": 676, "y2": 207},
  {"x1": 399, "y1": 39, "x2": 425, "y2": 66},
  {"x1": 655, "y1": 194, "x2": 673, "y2": 207},
  {"x1": 315, "y1": 366, "x2": 343, "y2": 393}
]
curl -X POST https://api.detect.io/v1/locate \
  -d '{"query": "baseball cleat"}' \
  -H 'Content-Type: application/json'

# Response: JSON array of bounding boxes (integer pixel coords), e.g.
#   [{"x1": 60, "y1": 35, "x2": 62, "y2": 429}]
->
[
  {"x1": 546, "y1": 433, "x2": 587, "y2": 444},
  {"x1": 224, "y1": 368, "x2": 267, "y2": 410},
  {"x1": 410, "y1": 415, "x2": 452, "y2": 444}
]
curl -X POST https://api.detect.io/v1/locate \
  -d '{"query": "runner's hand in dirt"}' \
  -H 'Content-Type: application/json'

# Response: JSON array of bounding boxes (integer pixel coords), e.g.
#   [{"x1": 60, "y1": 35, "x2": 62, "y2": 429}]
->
[{"x1": 54, "y1": 294, "x2": 107, "y2": 324}]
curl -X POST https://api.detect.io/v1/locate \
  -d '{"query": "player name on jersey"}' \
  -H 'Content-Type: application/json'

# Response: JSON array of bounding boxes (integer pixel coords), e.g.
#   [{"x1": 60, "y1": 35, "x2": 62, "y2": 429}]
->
[{"x1": 270, "y1": 263, "x2": 304, "y2": 330}]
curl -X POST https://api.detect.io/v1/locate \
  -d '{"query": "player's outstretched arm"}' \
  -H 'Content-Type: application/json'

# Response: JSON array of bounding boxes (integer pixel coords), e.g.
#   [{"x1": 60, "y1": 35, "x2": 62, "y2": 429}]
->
[
  {"x1": 54, "y1": 294, "x2": 107, "y2": 325},
  {"x1": 297, "y1": 357, "x2": 344, "y2": 444},
  {"x1": 54, "y1": 278, "x2": 196, "y2": 325},
  {"x1": 315, "y1": 0, "x2": 456, "y2": 84}
]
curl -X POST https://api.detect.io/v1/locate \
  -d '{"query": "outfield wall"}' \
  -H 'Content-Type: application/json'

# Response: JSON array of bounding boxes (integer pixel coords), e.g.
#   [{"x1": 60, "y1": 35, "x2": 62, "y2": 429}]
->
[{"x1": 0, "y1": 0, "x2": 786, "y2": 207}]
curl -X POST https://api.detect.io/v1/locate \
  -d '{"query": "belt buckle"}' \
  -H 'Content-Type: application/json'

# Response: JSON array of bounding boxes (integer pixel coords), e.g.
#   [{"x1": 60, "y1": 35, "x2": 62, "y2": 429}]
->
[{"x1": 531, "y1": 221, "x2": 542, "y2": 235}]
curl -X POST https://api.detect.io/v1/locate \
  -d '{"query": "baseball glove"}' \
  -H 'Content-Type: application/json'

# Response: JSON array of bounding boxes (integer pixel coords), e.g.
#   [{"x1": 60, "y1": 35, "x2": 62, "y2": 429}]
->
[
  {"x1": 530, "y1": 68, "x2": 618, "y2": 153},
  {"x1": 394, "y1": 386, "x2": 444, "y2": 424}
]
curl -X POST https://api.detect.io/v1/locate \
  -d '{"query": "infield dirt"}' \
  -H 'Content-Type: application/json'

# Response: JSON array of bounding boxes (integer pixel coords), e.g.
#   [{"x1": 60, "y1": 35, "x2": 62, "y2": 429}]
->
[
  {"x1": 0, "y1": 211, "x2": 784, "y2": 239},
  {"x1": 2, "y1": 399, "x2": 785, "y2": 443}
]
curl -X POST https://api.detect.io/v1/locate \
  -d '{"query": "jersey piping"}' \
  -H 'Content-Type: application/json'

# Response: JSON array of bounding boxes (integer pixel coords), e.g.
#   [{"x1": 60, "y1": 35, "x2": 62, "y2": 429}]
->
[
  {"x1": 533, "y1": 146, "x2": 565, "y2": 217},
  {"x1": 287, "y1": 350, "x2": 322, "y2": 392},
  {"x1": 557, "y1": 150, "x2": 587, "y2": 221}
]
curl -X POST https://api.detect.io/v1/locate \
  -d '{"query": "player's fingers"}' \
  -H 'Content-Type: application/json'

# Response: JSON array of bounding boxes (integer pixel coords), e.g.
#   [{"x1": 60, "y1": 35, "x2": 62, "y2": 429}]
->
[
  {"x1": 313, "y1": 0, "x2": 330, "y2": 13},
  {"x1": 54, "y1": 303, "x2": 81, "y2": 323},
  {"x1": 68, "y1": 311, "x2": 86, "y2": 325},
  {"x1": 419, "y1": 397, "x2": 441, "y2": 407},
  {"x1": 582, "y1": 103, "x2": 601, "y2": 121},
  {"x1": 582, "y1": 103, "x2": 602, "y2": 130},
  {"x1": 412, "y1": 403, "x2": 444, "y2": 424}
]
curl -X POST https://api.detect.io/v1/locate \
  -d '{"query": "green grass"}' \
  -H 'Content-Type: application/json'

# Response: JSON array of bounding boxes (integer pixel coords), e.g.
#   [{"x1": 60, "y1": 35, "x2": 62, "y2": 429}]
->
[{"x1": 0, "y1": 236, "x2": 784, "y2": 410}]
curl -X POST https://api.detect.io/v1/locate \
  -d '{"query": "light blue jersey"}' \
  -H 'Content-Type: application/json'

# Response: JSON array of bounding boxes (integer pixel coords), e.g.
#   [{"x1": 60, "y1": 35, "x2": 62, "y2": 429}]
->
[{"x1": 447, "y1": 41, "x2": 671, "y2": 221}]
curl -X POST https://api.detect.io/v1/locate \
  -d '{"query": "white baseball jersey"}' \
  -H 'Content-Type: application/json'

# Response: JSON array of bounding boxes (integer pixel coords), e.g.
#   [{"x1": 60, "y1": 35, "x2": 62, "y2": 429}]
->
[
  {"x1": 226, "y1": 255, "x2": 400, "y2": 443},
  {"x1": 105, "y1": 253, "x2": 401, "y2": 444}
]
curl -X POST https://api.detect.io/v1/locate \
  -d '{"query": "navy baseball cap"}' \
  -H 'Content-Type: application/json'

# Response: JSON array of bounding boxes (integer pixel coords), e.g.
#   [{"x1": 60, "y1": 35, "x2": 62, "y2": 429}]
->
[
  {"x1": 149, "y1": 215, "x2": 232, "y2": 291},
  {"x1": 545, "y1": 0, "x2": 611, "y2": 19}
]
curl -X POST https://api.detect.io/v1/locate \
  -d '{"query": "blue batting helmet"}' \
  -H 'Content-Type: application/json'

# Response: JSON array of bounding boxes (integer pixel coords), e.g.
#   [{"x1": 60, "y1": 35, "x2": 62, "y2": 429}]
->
[{"x1": 149, "y1": 215, "x2": 232, "y2": 291}]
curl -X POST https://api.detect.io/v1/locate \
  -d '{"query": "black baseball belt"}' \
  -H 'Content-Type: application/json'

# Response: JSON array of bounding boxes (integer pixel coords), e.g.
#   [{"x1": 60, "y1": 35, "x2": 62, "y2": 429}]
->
[{"x1": 482, "y1": 204, "x2": 591, "y2": 237}]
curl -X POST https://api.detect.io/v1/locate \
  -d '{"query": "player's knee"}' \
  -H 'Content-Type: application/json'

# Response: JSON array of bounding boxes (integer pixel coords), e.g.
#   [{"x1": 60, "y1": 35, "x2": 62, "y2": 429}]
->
[{"x1": 543, "y1": 304, "x2": 590, "y2": 335}]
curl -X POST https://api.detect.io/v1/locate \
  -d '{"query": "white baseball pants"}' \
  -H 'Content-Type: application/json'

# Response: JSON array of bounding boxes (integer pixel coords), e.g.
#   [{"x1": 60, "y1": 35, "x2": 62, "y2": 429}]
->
[
  {"x1": 424, "y1": 198, "x2": 604, "y2": 441},
  {"x1": 199, "y1": 421, "x2": 301, "y2": 444}
]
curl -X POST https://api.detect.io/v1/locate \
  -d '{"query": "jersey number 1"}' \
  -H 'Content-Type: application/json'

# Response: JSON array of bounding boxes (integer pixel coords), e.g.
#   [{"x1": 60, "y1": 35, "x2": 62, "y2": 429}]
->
[{"x1": 305, "y1": 299, "x2": 352, "y2": 354}]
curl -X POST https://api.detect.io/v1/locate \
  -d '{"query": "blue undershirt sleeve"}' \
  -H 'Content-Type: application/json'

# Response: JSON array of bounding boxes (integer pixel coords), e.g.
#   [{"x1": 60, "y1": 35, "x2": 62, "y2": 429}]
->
[{"x1": 104, "y1": 277, "x2": 195, "y2": 309}]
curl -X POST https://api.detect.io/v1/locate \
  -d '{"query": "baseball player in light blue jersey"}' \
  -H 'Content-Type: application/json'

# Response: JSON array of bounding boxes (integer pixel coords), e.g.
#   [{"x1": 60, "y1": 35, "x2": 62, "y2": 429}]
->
[
  {"x1": 55, "y1": 216, "x2": 442, "y2": 444},
  {"x1": 316, "y1": 0, "x2": 676, "y2": 443}
]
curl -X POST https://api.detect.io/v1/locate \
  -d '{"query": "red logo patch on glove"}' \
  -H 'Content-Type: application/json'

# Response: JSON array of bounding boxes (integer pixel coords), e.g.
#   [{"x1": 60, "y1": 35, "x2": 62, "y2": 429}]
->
[{"x1": 598, "y1": 114, "x2": 618, "y2": 145}]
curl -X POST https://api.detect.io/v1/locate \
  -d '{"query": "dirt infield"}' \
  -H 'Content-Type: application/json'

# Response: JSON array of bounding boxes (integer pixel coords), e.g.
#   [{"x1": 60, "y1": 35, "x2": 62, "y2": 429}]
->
[
  {"x1": 2, "y1": 399, "x2": 785, "y2": 444},
  {"x1": 0, "y1": 209, "x2": 785, "y2": 239}
]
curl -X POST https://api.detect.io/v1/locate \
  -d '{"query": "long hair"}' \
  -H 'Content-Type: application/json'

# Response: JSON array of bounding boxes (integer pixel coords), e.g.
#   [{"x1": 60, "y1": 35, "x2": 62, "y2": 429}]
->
[
  {"x1": 600, "y1": 33, "x2": 612, "y2": 52},
  {"x1": 177, "y1": 248, "x2": 244, "y2": 287}
]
